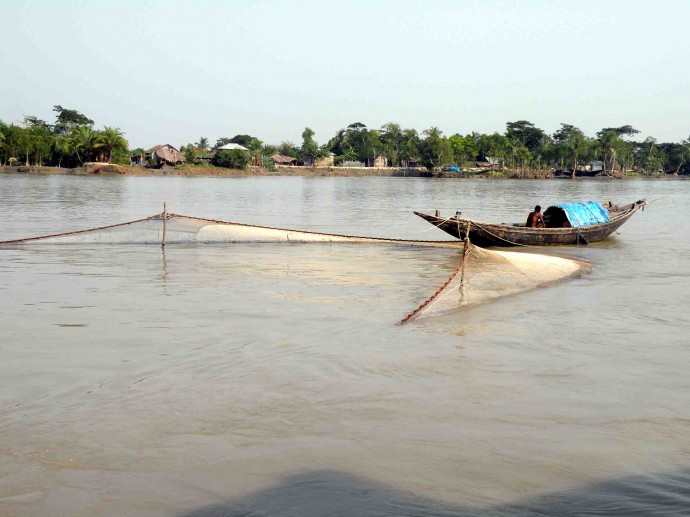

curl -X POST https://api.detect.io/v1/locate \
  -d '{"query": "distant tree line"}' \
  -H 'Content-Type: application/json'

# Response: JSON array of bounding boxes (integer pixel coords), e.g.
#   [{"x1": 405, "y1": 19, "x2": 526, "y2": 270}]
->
[
  {"x1": 3, "y1": 109, "x2": 689, "y2": 175},
  {"x1": 181, "y1": 120, "x2": 690, "y2": 175},
  {"x1": 0, "y1": 106, "x2": 128, "y2": 167}
]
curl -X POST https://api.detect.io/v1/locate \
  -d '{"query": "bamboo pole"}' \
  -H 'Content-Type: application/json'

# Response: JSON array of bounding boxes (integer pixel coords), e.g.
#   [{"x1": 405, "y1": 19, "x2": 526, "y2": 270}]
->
[{"x1": 162, "y1": 201, "x2": 167, "y2": 248}]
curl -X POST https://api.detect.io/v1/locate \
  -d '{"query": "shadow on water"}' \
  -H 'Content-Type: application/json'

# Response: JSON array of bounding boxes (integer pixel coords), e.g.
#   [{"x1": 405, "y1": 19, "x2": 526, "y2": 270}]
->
[{"x1": 178, "y1": 468, "x2": 690, "y2": 517}]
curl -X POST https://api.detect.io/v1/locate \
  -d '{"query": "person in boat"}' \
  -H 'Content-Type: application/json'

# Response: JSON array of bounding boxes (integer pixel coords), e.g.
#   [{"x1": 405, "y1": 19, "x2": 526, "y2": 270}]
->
[{"x1": 526, "y1": 205, "x2": 545, "y2": 228}]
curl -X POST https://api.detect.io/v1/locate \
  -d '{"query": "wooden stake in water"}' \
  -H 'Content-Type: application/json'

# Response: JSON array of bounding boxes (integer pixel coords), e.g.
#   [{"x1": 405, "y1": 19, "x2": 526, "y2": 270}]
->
[{"x1": 162, "y1": 201, "x2": 167, "y2": 248}]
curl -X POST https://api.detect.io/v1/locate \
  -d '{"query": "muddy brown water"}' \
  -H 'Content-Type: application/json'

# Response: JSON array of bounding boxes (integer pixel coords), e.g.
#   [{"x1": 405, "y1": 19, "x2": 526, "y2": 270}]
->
[{"x1": 1, "y1": 175, "x2": 689, "y2": 516}]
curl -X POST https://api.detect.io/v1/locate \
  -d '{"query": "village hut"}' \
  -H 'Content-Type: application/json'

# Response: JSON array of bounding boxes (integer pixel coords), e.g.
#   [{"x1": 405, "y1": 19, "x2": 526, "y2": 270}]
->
[
  {"x1": 373, "y1": 155, "x2": 388, "y2": 168},
  {"x1": 145, "y1": 144, "x2": 186, "y2": 167},
  {"x1": 314, "y1": 153, "x2": 336, "y2": 167},
  {"x1": 271, "y1": 154, "x2": 297, "y2": 166}
]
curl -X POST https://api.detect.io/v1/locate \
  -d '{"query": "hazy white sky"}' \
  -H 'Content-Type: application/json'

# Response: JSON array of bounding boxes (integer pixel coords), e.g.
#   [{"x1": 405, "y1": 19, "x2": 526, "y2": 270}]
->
[{"x1": 1, "y1": 0, "x2": 689, "y2": 149}]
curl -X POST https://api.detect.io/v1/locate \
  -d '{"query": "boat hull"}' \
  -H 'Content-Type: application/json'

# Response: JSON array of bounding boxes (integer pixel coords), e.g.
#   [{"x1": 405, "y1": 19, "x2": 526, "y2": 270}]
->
[{"x1": 414, "y1": 201, "x2": 645, "y2": 247}]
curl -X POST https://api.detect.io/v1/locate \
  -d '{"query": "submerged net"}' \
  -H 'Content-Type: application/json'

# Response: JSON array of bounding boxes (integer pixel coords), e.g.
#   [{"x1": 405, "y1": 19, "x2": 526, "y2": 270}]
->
[
  {"x1": 399, "y1": 240, "x2": 588, "y2": 323},
  {"x1": 0, "y1": 211, "x2": 589, "y2": 322}
]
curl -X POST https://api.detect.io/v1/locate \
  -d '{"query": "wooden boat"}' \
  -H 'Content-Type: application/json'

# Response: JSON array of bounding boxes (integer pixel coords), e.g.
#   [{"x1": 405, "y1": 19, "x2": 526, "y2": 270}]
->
[{"x1": 414, "y1": 200, "x2": 647, "y2": 247}]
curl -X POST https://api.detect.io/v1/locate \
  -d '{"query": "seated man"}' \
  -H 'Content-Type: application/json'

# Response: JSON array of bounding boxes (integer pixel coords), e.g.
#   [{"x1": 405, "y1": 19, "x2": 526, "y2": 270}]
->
[{"x1": 526, "y1": 205, "x2": 545, "y2": 228}]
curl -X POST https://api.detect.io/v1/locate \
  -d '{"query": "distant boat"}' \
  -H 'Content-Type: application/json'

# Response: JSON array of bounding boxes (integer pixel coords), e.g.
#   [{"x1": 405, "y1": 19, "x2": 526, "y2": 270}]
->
[{"x1": 414, "y1": 200, "x2": 647, "y2": 247}]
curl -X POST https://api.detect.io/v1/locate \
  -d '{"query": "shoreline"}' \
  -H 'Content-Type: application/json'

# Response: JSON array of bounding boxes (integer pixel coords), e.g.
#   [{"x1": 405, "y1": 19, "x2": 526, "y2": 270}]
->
[{"x1": 0, "y1": 164, "x2": 685, "y2": 179}]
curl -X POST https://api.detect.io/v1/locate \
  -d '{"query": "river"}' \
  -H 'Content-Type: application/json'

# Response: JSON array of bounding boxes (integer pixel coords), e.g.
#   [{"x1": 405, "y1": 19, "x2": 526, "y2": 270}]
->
[{"x1": 0, "y1": 175, "x2": 689, "y2": 516}]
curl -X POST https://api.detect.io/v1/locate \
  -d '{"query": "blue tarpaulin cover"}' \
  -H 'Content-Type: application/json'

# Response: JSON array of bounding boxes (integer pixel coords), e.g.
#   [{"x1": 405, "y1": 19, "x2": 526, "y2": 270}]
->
[{"x1": 557, "y1": 201, "x2": 610, "y2": 227}]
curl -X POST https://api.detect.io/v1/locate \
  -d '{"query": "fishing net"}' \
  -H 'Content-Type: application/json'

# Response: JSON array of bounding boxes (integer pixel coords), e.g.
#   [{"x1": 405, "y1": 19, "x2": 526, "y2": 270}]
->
[
  {"x1": 399, "y1": 240, "x2": 588, "y2": 323},
  {"x1": 0, "y1": 213, "x2": 459, "y2": 246},
  {"x1": 0, "y1": 212, "x2": 588, "y2": 322}
]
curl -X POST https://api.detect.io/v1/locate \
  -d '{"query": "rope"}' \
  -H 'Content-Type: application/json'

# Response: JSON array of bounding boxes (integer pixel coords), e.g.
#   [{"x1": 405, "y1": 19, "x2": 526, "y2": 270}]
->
[
  {"x1": 170, "y1": 213, "x2": 458, "y2": 247},
  {"x1": 398, "y1": 230, "x2": 471, "y2": 325},
  {"x1": 0, "y1": 216, "x2": 156, "y2": 245},
  {"x1": 409, "y1": 213, "x2": 457, "y2": 236},
  {"x1": 469, "y1": 221, "x2": 531, "y2": 247},
  {"x1": 0, "y1": 211, "x2": 457, "y2": 248}
]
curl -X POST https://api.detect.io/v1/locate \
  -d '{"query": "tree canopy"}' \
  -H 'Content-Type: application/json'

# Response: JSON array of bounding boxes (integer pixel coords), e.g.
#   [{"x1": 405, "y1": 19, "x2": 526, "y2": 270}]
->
[
  {"x1": 0, "y1": 107, "x2": 128, "y2": 166},
  {"x1": 1, "y1": 111, "x2": 688, "y2": 175}
]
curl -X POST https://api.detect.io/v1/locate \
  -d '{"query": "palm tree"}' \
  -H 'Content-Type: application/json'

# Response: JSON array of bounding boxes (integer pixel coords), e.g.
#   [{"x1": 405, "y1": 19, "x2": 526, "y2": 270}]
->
[
  {"x1": 96, "y1": 126, "x2": 128, "y2": 163},
  {"x1": 422, "y1": 126, "x2": 443, "y2": 139},
  {"x1": 195, "y1": 137, "x2": 209, "y2": 150},
  {"x1": 380, "y1": 123, "x2": 402, "y2": 165},
  {"x1": 260, "y1": 143, "x2": 278, "y2": 158},
  {"x1": 70, "y1": 126, "x2": 99, "y2": 164},
  {"x1": 328, "y1": 128, "x2": 347, "y2": 156}
]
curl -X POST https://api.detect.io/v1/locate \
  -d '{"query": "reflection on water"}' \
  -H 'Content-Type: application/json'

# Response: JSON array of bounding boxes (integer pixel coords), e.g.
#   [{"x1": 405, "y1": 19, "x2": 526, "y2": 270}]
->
[{"x1": 1, "y1": 175, "x2": 689, "y2": 516}]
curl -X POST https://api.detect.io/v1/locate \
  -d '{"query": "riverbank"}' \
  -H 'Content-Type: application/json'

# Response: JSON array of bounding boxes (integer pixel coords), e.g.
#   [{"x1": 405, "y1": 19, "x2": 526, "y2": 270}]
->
[
  {"x1": 0, "y1": 163, "x2": 441, "y2": 177},
  {"x1": 0, "y1": 164, "x2": 556, "y2": 178},
  {"x1": 0, "y1": 163, "x2": 684, "y2": 179}
]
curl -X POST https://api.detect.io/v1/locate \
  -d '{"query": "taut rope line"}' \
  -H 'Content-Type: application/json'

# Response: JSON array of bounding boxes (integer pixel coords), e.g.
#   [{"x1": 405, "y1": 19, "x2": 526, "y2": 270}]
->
[
  {"x1": 398, "y1": 225, "x2": 472, "y2": 325},
  {"x1": 0, "y1": 216, "x2": 156, "y2": 245},
  {"x1": 0, "y1": 209, "x2": 459, "y2": 248}
]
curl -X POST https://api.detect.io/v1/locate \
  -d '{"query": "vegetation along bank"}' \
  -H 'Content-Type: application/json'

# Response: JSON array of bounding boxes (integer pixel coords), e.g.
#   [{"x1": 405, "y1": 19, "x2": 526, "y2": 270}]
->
[{"x1": 1, "y1": 106, "x2": 689, "y2": 178}]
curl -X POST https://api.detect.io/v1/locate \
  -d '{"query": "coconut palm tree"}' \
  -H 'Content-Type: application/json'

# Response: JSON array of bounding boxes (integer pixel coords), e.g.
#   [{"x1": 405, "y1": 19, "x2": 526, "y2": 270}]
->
[
  {"x1": 96, "y1": 126, "x2": 128, "y2": 163},
  {"x1": 195, "y1": 137, "x2": 209, "y2": 150}
]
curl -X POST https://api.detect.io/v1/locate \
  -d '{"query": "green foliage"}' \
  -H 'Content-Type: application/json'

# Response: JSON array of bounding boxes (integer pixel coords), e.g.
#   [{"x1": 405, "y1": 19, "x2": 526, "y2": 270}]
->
[
  {"x1": 419, "y1": 127, "x2": 453, "y2": 171},
  {"x1": 1, "y1": 110, "x2": 689, "y2": 175},
  {"x1": 476, "y1": 132, "x2": 510, "y2": 162},
  {"x1": 553, "y1": 123, "x2": 590, "y2": 176},
  {"x1": 279, "y1": 141, "x2": 299, "y2": 157},
  {"x1": 214, "y1": 137, "x2": 232, "y2": 149},
  {"x1": 449, "y1": 134, "x2": 479, "y2": 163},
  {"x1": 182, "y1": 146, "x2": 197, "y2": 164},
  {"x1": 327, "y1": 122, "x2": 389, "y2": 166},
  {"x1": 96, "y1": 126, "x2": 128, "y2": 163},
  {"x1": 505, "y1": 120, "x2": 547, "y2": 153},
  {"x1": 300, "y1": 127, "x2": 325, "y2": 164},
  {"x1": 70, "y1": 126, "x2": 99, "y2": 163},
  {"x1": 212, "y1": 149, "x2": 249, "y2": 169},
  {"x1": 53, "y1": 105, "x2": 94, "y2": 134},
  {"x1": 24, "y1": 116, "x2": 53, "y2": 131},
  {"x1": 261, "y1": 143, "x2": 278, "y2": 157},
  {"x1": 229, "y1": 134, "x2": 263, "y2": 151},
  {"x1": 512, "y1": 146, "x2": 532, "y2": 168},
  {"x1": 111, "y1": 147, "x2": 131, "y2": 165}
]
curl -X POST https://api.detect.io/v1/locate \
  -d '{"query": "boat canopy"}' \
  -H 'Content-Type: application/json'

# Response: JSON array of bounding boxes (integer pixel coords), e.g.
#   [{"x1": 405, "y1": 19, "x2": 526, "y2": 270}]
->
[{"x1": 556, "y1": 201, "x2": 610, "y2": 227}]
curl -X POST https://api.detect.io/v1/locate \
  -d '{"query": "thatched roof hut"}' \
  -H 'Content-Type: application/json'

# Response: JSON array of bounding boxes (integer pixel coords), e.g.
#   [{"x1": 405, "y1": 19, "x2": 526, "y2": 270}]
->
[
  {"x1": 146, "y1": 144, "x2": 185, "y2": 165},
  {"x1": 271, "y1": 154, "x2": 296, "y2": 165}
]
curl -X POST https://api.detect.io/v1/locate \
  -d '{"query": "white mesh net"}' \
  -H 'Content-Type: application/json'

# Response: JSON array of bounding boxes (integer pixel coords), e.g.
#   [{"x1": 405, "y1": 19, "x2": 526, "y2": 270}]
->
[
  {"x1": 399, "y1": 242, "x2": 588, "y2": 323},
  {"x1": 1, "y1": 212, "x2": 589, "y2": 322}
]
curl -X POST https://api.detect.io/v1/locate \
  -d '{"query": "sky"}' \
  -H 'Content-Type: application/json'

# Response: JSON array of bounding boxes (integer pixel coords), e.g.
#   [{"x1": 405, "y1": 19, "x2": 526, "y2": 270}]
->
[{"x1": 1, "y1": 0, "x2": 689, "y2": 149}]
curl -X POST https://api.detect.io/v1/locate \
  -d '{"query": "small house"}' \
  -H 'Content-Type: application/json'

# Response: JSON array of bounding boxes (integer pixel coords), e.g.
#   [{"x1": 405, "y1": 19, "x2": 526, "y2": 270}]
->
[
  {"x1": 314, "y1": 153, "x2": 336, "y2": 167},
  {"x1": 215, "y1": 143, "x2": 250, "y2": 153},
  {"x1": 271, "y1": 154, "x2": 297, "y2": 166},
  {"x1": 145, "y1": 144, "x2": 185, "y2": 167},
  {"x1": 373, "y1": 155, "x2": 388, "y2": 168}
]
